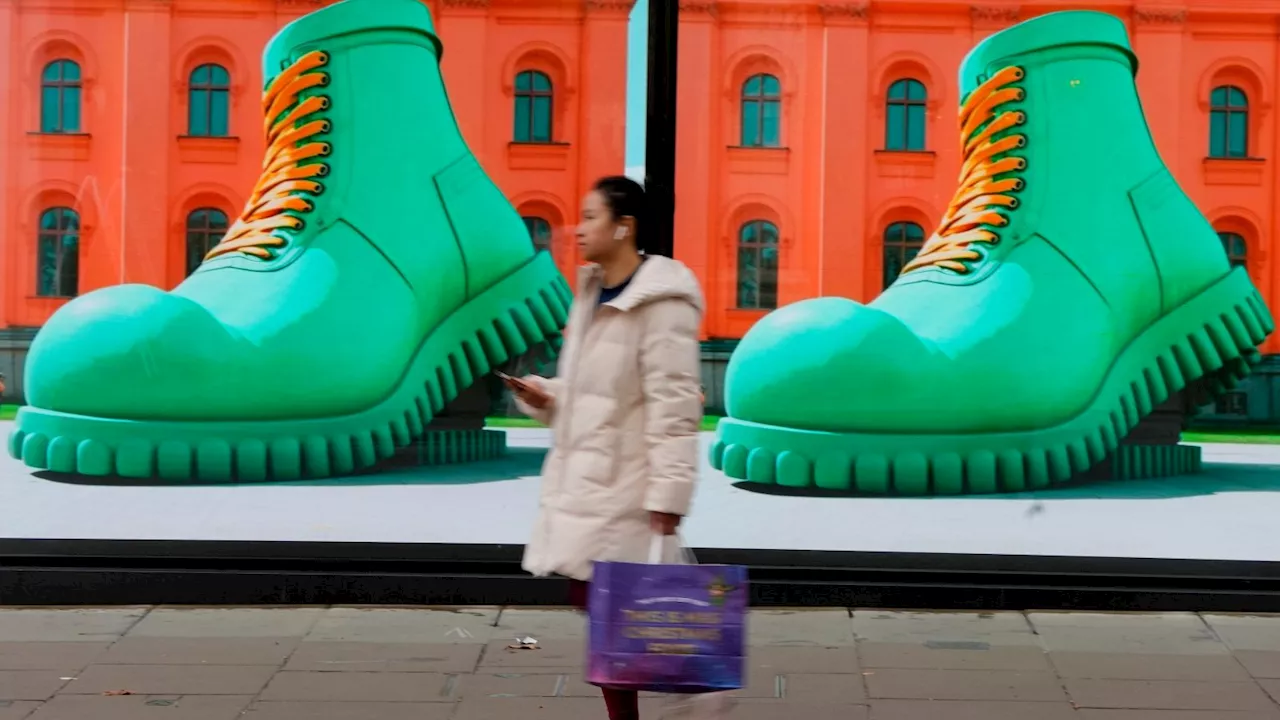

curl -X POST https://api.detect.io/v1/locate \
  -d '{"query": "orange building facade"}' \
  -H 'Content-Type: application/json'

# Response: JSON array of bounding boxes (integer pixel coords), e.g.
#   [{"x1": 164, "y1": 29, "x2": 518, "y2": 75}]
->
[{"x1": 2, "y1": 0, "x2": 1279, "y2": 420}]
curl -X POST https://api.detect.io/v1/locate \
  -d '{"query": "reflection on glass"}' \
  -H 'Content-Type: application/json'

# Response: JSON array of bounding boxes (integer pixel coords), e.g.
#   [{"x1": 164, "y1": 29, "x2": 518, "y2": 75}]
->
[
  {"x1": 885, "y1": 78, "x2": 927, "y2": 151},
  {"x1": 1209, "y1": 85, "x2": 1248, "y2": 159},
  {"x1": 189, "y1": 64, "x2": 232, "y2": 137},
  {"x1": 514, "y1": 70, "x2": 554, "y2": 143},
  {"x1": 40, "y1": 59, "x2": 82, "y2": 133},
  {"x1": 1218, "y1": 231, "x2": 1248, "y2": 269},
  {"x1": 186, "y1": 209, "x2": 231, "y2": 276},
  {"x1": 36, "y1": 207, "x2": 80, "y2": 298},
  {"x1": 883, "y1": 221, "x2": 925, "y2": 290},
  {"x1": 522, "y1": 216, "x2": 554, "y2": 256},
  {"x1": 737, "y1": 219, "x2": 778, "y2": 310},
  {"x1": 741, "y1": 74, "x2": 781, "y2": 147}
]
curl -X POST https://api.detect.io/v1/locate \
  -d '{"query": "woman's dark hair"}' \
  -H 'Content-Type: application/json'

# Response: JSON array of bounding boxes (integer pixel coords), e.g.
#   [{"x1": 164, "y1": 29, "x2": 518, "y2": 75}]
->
[{"x1": 593, "y1": 175, "x2": 655, "y2": 255}]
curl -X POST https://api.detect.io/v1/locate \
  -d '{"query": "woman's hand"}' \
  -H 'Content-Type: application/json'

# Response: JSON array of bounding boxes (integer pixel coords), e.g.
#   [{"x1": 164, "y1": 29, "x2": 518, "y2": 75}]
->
[
  {"x1": 511, "y1": 376, "x2": 552, "y2": 410},
  {"x1": 650, "y1": 511, "x2": 682, "y2": 536}
]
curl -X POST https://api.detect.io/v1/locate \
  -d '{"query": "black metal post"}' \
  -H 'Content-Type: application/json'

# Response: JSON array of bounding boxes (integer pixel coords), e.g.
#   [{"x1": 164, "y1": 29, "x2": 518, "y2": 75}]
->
[{"x1": 644, "y1": 0, "x2": 679, "y2": 258}]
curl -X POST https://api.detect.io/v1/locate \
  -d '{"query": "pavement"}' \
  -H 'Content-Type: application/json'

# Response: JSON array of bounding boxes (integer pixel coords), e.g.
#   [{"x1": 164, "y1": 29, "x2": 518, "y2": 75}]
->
[{"x1": 3, "y1": 607, "x2": 1280, "y2": 718}]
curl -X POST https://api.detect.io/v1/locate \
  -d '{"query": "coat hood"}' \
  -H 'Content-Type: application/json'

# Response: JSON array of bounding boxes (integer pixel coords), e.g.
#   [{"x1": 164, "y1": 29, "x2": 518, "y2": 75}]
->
[{"x1": 577, "y1": 255, "x2": 705, "y2": 315}]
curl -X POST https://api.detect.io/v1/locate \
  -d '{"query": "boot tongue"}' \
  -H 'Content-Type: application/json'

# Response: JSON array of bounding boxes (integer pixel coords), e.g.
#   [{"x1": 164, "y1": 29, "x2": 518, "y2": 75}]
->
[
  {"x1": 262, "y1": 0, "x2": 441, "y2": 82},
  {"x1": 957, "y1": 10, "x2": 1138, "y2": 95}
]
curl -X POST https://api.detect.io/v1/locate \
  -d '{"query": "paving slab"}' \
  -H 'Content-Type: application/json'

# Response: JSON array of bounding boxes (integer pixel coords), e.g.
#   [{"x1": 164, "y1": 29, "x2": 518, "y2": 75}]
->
[
  {"x1": 0, "y1": 701, "x2": 41, "y2": 720},
  {"x1": 283, "y1": 642, "x2": 481, "y2": 673},
  {"x1": 1237, "y1": 651, "x2": 1280, "y2": 678},
  {"x1": 97, "y1": 637, "x2": 299, "y2": 666},
  {"x1": 0, "y1": 643, "x2": 109, "y2": 672},
  {"x1": 868, "y1": 699, "x2": 1079, "y2": 720},
  {"x1": 474, "y1": 639, "x2": 583, "y2": 672},
  {"x1": 450, "y1": 695, "x2": 664, "y2": 720},
  {"x1": 256, "y1": 671, "x2": 451, "y2": 702},
  {"x1": 125, "y1": 609, "x2": 322, "y2": 639},
  {"x1": 1075, "y1": 711, "x2": 1280, "y2": 720},
  {"x1": 0, "y1": 672, "x2": 70, "y2": 701},
  {"x1": 240, "y1": 701, "x2": 456, "y2": 720},
  {"x1": 865, "y1": 668, "x2": 1067, "y2": 702},
  {"x1": 750, "y1": 610, "x2": 855, "y2": 647},
  {"x1": 1064, "y1": 678, "x2": 1277, "y2": 711},
  {"x1": 1049, "y1": 650, "x2": 1252, "y2": 681},
  {"x1": 731, "y1": 701, "x2": 870, "y2": 719},
  {"x1": 1203, "y1": 614, "x2": 1280, "y2": 652},
  {"x1": 62, "y1": 664, "x2": 277, "y2": 696},
  {"x1": 1029, "y1": 612, "x2": 1227, "y2": 655},
  {"x1": 858, "y1": 642, "x2": 1050, "y2": 670},
  {"x1": 492, "y1": 609, "x2": 584, "y2": 640},
  {"x1": 305, "y1": 608, "x2": 498, "y2": 644},
  {"x1": 751, "y1": 646, "x2": 859, "y2": 674},
  {"x1": 852, "y1": 611, "x2": 1037, "y2": 646},
  {"x1": 25, "y1": 695, "x2": 251, "y2": 720},
  {"x1": 0, "y1": 610, "x2": 147, "y2": 643}
]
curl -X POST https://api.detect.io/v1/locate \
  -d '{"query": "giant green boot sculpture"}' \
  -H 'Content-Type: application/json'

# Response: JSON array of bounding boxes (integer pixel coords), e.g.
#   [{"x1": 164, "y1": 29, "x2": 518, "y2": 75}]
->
[
  {"x1": 8, "y1": 0, "x2": 571, "y2": 481},
  {"x1": 712, "y1": 10, "x2": 1274, "y2": 495}
]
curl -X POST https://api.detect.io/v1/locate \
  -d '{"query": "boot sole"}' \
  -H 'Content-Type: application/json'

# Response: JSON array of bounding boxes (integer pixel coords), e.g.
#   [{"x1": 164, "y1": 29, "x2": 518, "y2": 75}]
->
[
  {"x1": 7, "y1": 252, "x2": 570, "y2": 481},
  {"x1": 711, "y1": 266, "x2": 1274, "y2": 495}
]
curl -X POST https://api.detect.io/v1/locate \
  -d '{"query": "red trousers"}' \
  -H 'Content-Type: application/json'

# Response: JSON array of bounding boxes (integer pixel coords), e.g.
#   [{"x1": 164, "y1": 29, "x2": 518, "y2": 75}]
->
[{"x1": 571, "y1": 580, "x2": 639, "y2": 720}]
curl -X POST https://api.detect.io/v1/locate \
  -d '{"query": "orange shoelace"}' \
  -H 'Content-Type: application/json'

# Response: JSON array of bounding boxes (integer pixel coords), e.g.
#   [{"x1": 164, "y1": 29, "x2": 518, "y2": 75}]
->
[
  {"x1": 902, "y1": 66, "x2": 1028, "y2": 275},
  {"x1": 204, "y1": 50, "x2": 332, "y2": 262}
]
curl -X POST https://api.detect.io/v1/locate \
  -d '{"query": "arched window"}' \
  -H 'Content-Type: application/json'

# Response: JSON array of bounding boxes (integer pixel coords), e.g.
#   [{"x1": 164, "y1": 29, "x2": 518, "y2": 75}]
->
[
  {"x1": 1209, "y1": 86, "x2": 1249, "y2": 159},
  {"x1": 736, "y1": 220, "x2": 779, "y2": 310},
  {"x1": 740, "y1": 73, "x2": 781, "y2": 148},
  {"x1": 40, "y1": 59, "x2": 82, "y2": 133},
  {"x1": 186, "y1": 208, "x2": 229, "y2": 275},
  {"x1": 885, "y1": 79, "x2": 927, "y2": 151},
  {"x1": 522, "y1": 216, "x2": 553, "y2": 255},
  {"x1": 513, "y1": 70, "x2": 553, "y2": 143},
  {"x1": 36, "y1": 207, "x2": 80, "y2": 298},
  {"x1": 188, "y1": 64, "x2": 231, "y2": 137},
  {"x1": 1218, "y1": 231, "x2": 1248, "y2": 269},
  {"x1": 883, "y1": 221, "x2": 926, "y2": 289}
]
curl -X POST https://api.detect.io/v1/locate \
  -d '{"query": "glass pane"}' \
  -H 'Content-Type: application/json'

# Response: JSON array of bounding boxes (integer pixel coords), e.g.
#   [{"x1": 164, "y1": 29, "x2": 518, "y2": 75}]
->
[
  {"x1": 1228, "y1": 111, "x2": 1247, "y2": 157},
  {"x1": 741, "y1": 102, "x2": 759, "y2": 146},
  {"x1": 762, "y1": 100, "x2": 780, "y2": 147},
  {"x1": 191, "y1": 64, "x2": 209, "y2": 84},
  {"x1": 740, "y1": 222, "x2": 758, "y2": 244},
  {"x1": 40, "y1": 87, "x2": 59, "y2": 132},
  {"x1": 1228, "y1": 86, "x2": 1247, "y2": 107},
  {"x1": 1210, "y1": 86, "x2": 1227, "y2": 106},
  {"x1": 62, "y1": 88, "x2": 81, "y2": 132},
  {"x1": 515, "y1": 71, "x2": 531, "y2": 91},
  {"x1": 210, "y1": 90, "x2": 230, "y2": 136},
  {"x1": 886, "y1": 105, "x2": 905, "y2": 149},
  {"x1": 907, "y1": 105, "x2": 925, "y2": 150},
  {"x1": 760, "y1": 222, "x2": 778, "y2": 244},
  {"x1": 61, "y1": 210, "x2": 79, "y2": 231},
  {"x1": 743, "y1": 75, "x2": 761, "y2": 96},
  {"x1": 888, "y1": 80, "x2": 907, "y2": 100},
  {"x1": 210, "y1": 64, "x2": 230, "y2": 86},
  {"x1": 60, "y1": 235, "x2": 79, "y2": 297},
  {"x1": 531, "y1": 71, "x2": 551, "y2": 92},
  {"x1": 884, "y1": 248, "x2": 902, "y2": 289},
  {"x1": 190, "y1": 91, "x2": 209, "y2": 136},
  {"x1": 1209, "y1": 111, "x2": 1226, "y2": 157},
  {"x1": 42, "y1": 62, "x2": 61, "y2": 82},
  {"x1": 762, "y1": 74, "x2": 780, "y2": 95},
  {"x1": 513, "y1": 97, "x2": 530, "y2": 142},
  {"x1": 532, "y1": 96, "x2": 552, "y2": 141},
  {"x1": 37, "y1": 236, "x2": 57, "y2": 296},
  {"x1": 39, "y1": 210, "x2": 59, "y2": 231},
  {"x1": 737, "y1": 247, "x2": 758, "y2": 308},
  {"x1": 209, "y1": 210, "x2": 229, "y2": 229},
  {"x1": 905, "y1": 222, "x2": 924, "y2": 241},
  {"x1": 907, "y1": 80, "x2": 927, "y2": 101}
]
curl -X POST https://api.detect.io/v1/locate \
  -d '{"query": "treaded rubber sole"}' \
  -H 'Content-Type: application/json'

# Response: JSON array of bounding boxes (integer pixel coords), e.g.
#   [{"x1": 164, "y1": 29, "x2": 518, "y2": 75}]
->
[
  {"x1": 7, "y1": 252, "x2": 569, "y2": 482},
  {"x1": 387, "y1": 428, "x2": 508, "y2": 468},
  {"x1": 711, "y1": 267, "x2": 1273, "y2": 495}
]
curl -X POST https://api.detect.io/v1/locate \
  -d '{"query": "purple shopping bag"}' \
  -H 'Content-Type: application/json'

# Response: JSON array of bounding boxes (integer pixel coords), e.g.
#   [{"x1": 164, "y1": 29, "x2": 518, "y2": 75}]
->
[{"x1": 586, "y1": 536, "x2": 748, "y2": 694}]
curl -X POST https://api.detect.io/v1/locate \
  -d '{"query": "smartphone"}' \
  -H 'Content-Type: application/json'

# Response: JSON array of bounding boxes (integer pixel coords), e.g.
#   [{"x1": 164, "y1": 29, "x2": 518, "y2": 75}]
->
[{"x1": 495, "y1": 371, "x2": 532, "y2": 393}]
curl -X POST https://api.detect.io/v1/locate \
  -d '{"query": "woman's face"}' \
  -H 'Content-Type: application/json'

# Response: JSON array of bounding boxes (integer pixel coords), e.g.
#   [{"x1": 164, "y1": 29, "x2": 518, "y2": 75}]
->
[{"x1": 576, "y1": 190, "x2": 622, "y2": 264}]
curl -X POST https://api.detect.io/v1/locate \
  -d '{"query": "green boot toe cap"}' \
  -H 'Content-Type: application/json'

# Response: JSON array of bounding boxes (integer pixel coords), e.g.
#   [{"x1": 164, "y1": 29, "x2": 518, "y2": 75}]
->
[
  {"x1": 725, "y1": 297, "x2": 943, "y2": 432},
  {"x1": 25, "y1": 285, "x2": 249, "y2": 420}
]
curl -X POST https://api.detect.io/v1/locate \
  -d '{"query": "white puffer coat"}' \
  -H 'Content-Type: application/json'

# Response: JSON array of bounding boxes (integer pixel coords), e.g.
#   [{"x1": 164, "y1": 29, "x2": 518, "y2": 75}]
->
[{"x1": 518, "y1": 256, "x2": 705, "y2": 581}]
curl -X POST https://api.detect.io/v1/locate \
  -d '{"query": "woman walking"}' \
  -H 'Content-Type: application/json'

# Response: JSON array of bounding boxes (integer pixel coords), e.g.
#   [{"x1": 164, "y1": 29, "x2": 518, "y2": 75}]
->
[{"x1": 512, "y1": 175, "x2": 705, "y2": 720}]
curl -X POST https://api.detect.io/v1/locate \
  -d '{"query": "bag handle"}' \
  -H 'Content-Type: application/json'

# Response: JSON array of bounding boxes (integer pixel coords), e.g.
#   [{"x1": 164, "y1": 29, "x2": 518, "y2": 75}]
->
[{"x1": 649, "y1": 533, "x2": 666, "y2": 564}]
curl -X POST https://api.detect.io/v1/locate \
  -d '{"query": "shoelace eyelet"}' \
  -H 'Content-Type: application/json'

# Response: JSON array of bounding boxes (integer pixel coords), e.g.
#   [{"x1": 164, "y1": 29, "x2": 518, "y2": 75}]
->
[
  {"x1": 320, "y1": 120, "x2": 333, "y2": 133},
  {"x1": 315, "y1": 164, "x2": 331, "y2": 177},
  {"x1": 318, "y1": 143, "x2": 332, "y2": 156}
]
